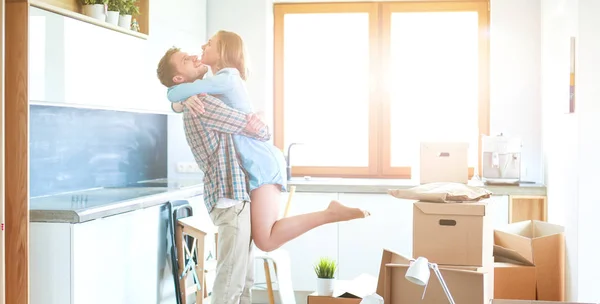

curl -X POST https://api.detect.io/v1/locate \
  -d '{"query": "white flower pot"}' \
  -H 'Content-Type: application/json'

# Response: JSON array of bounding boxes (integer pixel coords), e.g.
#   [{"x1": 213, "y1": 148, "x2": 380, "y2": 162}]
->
[
  {"x1": 82, "y1": 4, "x2": 106, "y2": 22},
  {"x1": 316, "y1": 278, "x2": 335, "y2": 296},
  {"x1": 118, "y1": 14, "x2": 132, "y2": 29},
  {"x1": 106, "y1": 11, "x2": 119, "y2": 25}
]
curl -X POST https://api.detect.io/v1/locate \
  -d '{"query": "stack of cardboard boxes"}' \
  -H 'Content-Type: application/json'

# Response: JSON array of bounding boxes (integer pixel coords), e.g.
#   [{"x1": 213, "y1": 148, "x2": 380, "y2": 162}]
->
[{"x1": 380, "y1": 200, "x2": 495, "y2": 304}]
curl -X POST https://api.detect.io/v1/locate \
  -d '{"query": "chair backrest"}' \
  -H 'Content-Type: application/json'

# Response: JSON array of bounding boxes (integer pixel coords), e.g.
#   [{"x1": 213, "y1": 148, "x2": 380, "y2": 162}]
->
[{"x1": 282, "y1": 186, "x2": 296, "y2": 218}]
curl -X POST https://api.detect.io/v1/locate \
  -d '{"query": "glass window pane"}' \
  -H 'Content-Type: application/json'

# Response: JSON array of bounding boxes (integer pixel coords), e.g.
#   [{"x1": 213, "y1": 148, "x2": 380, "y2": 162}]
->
[
  {"x1": 389, "y1": 12, "x2": 480, "y2": 168},
  {"x1": 283, "y1": 13, "x2": 371, "y2": 167}
]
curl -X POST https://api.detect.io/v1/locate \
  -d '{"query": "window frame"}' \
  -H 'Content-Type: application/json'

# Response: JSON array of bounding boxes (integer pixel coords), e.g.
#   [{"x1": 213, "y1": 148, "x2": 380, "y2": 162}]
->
[{"x1": 273, "y1": 1, "x2": 490, "y2": 179}]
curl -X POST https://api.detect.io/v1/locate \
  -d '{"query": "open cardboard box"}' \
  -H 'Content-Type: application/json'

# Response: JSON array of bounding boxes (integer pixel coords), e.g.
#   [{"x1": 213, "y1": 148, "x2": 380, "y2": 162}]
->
[
  {"x1": 307, "y1": 274, "x2": 378, "y2": 304},
  {"x1": 494, "y1": 262, "x2": 536, "y2": 300},
  {"x1": 494, "y1": 220, "x2": 565, "y2": 301},
  {"x1": 384, "y1": 264, "x2": 490, "y2": 304},
  {"x1": 378, "y1": 248, "x2": 492, "y2": 304}
]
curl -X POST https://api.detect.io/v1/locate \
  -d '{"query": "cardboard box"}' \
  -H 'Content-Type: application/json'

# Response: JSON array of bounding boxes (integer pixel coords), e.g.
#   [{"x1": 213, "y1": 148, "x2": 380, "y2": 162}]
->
[
  {"x1": 377, "y1": 249, "x2": 493, "y2": 303},
  {"x1": 493, "y1": 220, "x2": 565, "y2": 301},
  {"x1": 491, "y1": 301, "x2": 598, "y2": 304},
  {"x1": 420, "y1": 142, "x2": 469, "y2": 184},
  {"x1": 308, "y1": 274, "x2": 378, "y2": 304},
  {"x1": 494, "y1": 262, "x2": 536, "y2": 300},
  {"x1": 413, "y1": 201, "x2": 493, "y2": 266},
  {"x1": 384, "y1": 264, "x2": 491, "y2": 304},
  {"x1": 307, "y1": 294, "x2": 360, "y2": 304},
  {"x1": 376, "y1": 248, "x2": 411, "y2": 297}
]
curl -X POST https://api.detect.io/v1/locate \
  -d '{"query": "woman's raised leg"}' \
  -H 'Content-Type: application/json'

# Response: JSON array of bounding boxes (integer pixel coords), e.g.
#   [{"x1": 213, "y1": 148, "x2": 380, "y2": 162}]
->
[{"x1": 250, "y1": 184, "x2": 369, "y2": 252}]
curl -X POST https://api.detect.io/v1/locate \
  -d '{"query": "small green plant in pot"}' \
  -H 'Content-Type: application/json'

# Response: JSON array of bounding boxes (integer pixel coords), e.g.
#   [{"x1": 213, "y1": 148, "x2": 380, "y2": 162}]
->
[
  {"x1": 117, "y1": 0, "x2": 140, "y2": 29},
  {"x1": 105, "y1": 0, "x2": 120, "y2": 25},
  {"x1": 80, "y1": 0, "x2": 108, "y2": 21},
  {"x1": 314, "y1": 257, "x2": 337, "y2": 296}
]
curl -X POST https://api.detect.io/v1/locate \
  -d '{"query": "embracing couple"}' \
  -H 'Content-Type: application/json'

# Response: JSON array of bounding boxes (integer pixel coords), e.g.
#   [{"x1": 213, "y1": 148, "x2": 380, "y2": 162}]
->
[{"x1": 156, "y1": 30, "x2": 370, "y2": 304}]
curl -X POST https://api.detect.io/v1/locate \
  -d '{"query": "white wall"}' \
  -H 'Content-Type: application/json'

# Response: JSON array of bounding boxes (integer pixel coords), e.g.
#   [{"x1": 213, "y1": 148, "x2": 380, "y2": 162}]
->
[
  {"x1": 542, "y1": 0, "x2": 600, "y2": 301},
  {"x1": 206, "y1": 0, "x2": 544, "y2": 182},
  {"x1": 152, "y1": 0, "x2": 208, "y2": 179},
  {"x1": 490, "y1": 0, "x2": 542, "y2": 183}
]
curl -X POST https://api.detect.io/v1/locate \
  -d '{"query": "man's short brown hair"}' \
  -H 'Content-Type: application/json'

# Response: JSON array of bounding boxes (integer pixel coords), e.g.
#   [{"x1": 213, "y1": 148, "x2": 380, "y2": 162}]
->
[{"x1": 156, "y1": 46, "x2": 181, "y2": 87}]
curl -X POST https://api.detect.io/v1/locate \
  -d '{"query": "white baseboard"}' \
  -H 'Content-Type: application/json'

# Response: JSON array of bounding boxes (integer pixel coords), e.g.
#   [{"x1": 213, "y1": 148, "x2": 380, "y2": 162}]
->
[{"x1": 251, "y1": 289, "x2": 313, "y2": 304}]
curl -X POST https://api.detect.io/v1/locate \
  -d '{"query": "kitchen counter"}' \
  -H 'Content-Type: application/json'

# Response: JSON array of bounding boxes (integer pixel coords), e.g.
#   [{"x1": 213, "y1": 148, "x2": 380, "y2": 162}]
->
[
  {"x1": 30, "y1": 178, "x2": 204, "y2": 223},
  {"x1": 287, "y1": 177, "x2": 546, "y2": 196}
]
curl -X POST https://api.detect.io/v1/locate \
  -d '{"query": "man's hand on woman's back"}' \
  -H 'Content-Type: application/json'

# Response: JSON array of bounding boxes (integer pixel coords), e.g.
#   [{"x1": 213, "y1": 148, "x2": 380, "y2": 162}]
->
[
  {"x1": 245, "y1": 113, "x2": 268, "y2": 135},
  {"x1": 182, "y1": 94, "x2": 207, "y2": 116}
]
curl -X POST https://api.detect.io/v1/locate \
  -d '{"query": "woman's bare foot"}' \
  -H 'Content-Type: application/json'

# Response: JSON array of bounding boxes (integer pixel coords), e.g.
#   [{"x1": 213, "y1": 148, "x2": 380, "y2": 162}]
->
[{"x1": 326, "y1": 200, "x2": 370, "y2": 222}]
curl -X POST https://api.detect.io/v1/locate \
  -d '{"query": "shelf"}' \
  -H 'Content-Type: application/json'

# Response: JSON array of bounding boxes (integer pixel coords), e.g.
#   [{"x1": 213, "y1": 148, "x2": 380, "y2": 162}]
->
[{"x1": 30, "y1": 0, "x2": 149, "y2": 40}]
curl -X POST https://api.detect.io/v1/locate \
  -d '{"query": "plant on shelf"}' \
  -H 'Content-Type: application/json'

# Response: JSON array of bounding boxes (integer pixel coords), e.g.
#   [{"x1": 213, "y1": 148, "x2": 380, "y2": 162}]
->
[
  {"x1": 80, "y1": 0, "x2": 108, "y2": 21},
  {"x1": 117, "y1": 0, "x2": 140, "y2": 30},
  {"x1": 105, "y1": 0, "x2": 120, "y2": 26},
  {"x1": 80, "y1": 0, "x2": 107, "y2": 4},
  {"x1": 314, "y1": 257, "x2": 337, "y2": 296}
]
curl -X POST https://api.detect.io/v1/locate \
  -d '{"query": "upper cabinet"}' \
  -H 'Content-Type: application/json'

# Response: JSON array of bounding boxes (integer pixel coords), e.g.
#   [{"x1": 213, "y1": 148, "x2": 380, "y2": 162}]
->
[
  {"x1": 29, "y1": 6, "x2": 172, "y2": 113},
  {"x1": 30, "y1": 0, "x2": 149, "y2": 39},
  {"x1": 28, "y1": 0, "x2": 207, "y2": 114}
]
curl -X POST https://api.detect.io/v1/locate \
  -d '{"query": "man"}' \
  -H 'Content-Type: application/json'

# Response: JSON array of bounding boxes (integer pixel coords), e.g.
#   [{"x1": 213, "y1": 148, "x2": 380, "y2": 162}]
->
[{"x1": 157, "y1": 47, "x2": 265, "y2": 304}]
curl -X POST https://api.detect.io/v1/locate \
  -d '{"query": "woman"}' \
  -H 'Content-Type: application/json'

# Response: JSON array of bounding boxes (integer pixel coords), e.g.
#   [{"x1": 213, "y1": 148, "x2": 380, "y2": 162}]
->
[{"x1": 167, "y1": 30, "x2": 370, "y2": 252}]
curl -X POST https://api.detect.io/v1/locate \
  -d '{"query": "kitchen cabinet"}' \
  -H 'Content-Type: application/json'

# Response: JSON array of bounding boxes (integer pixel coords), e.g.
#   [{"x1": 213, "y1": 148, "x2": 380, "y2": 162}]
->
[
  {"x1": 28, "y1": 0, "x2": 208, "y2": 114},
  {"x1": 337, "y1": 193, "x2": 413, "y2": 280},
  {"x1": 31, "y1": 205, "x2": 169, "y2": 304},
  {"x1": 508, "y1": 195, "x2": 547, "y2": 223},
  {"x1": 253, "y1": 192, "x2": 339, "y2": 292},
  {"x1": 30, "y1": 197, "x2": 215, "y2": 304}
]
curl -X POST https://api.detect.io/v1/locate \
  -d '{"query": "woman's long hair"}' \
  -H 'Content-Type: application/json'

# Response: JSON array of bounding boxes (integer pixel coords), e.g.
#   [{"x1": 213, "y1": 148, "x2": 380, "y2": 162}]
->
[{"x1": 214, "y1": 30, "x2": 249, "y2": 80}]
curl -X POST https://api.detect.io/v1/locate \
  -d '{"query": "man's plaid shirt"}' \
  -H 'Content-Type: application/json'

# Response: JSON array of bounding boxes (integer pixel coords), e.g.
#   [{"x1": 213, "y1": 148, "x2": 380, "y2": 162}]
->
[{"x1": 178, "y1": 95, "x2": 270, "y2": 213}]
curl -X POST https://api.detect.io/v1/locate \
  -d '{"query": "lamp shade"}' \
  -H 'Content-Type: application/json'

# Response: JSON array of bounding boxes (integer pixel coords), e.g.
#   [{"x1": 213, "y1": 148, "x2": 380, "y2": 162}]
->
[{"x1": 405, "y1": 257, "x2": 430, "y2": 286}]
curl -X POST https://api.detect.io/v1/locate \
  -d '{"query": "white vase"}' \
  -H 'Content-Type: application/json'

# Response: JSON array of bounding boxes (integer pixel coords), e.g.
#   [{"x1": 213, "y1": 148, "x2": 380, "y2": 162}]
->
[
  {"x1": 106, "y1": 11, "x2": 119, "y2": 25},
  {"x1": 316, "y1": 278, "x2": 335, "y2": 296},
  {"x1": 118, "y1": 14, "x2": 132, "y2": 29},
  {"x1": 82, "y1": 4, "x2": 106, "y2": 22}
]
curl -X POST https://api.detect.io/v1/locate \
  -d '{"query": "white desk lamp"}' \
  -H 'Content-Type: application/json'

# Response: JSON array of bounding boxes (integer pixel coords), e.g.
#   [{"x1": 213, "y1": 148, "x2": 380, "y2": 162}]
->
[{"x1": 405, "y1": 257, "x2": 456, "y2": 304}]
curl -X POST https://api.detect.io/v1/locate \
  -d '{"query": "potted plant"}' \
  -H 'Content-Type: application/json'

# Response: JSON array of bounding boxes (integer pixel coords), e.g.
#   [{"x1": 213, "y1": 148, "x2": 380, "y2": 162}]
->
[
  {"x1": 117, "y1": 0, "x2": 139, "y2": 30},
  {"x1": 80, "y1": 0, "x2": 107, "y2": 21},
  {"x1": 313, "y1": 257, "x2": 337, "y2": 296},
  {"x1": 105, "y1": 0, "x2": 120, "y2": 25}
]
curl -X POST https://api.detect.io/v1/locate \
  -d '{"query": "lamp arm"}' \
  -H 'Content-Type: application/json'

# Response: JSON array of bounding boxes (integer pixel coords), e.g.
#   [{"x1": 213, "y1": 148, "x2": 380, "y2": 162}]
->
[{"x1": 430, "y1": 263, "x2": 456, "y2": 304}]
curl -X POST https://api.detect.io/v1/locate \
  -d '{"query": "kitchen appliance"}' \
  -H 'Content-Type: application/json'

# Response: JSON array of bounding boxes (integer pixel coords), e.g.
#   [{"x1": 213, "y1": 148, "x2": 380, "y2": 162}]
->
[{"x1": 481, "y1": 134, "x2": 522, "y2": 184}]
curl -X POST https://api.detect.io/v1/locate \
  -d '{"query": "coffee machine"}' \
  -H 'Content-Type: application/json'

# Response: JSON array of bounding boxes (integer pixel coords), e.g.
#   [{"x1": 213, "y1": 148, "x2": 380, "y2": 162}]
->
[{"x1": 481, "y1": 134, "x2": 522, "y2": 184}]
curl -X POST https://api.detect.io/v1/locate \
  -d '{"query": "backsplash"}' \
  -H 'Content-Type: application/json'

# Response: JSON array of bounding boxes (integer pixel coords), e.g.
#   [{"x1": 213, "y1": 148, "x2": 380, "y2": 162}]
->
[{"x1": 30, "y1": 105, "x2": 168, "y2": 197}]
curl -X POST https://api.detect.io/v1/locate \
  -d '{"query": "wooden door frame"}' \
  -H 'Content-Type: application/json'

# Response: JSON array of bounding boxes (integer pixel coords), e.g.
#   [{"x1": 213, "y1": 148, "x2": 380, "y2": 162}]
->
[
  {"x1": 0, "y1": 0, "x2": 5, "y2": 302},
  {"x1": 5, "y1": 0, "x2": 29, "y2": 304}
]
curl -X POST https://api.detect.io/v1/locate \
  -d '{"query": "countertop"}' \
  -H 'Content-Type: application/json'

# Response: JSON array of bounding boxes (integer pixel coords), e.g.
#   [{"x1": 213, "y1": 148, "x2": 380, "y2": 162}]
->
[
  {"x1": 30, "y1": 178, "x2": 204, "y2": 223},
  {"x1": 287, "y1": 177, "x2": 547, "y2": 196}
]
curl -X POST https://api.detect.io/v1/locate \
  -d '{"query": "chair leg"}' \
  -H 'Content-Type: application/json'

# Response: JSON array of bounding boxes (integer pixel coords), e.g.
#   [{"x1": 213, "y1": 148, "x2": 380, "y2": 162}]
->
[
  {"x1": 175, "y1": 225, "x2": 187, "y2": 304},
  {"x1": 263, "y1": 260, "x2": 275, "y2": 304}
]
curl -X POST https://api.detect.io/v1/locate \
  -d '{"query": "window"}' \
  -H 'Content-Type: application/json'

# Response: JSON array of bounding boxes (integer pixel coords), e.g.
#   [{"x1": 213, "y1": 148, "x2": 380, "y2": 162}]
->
[{"x1": 274, "y1": 1, "x2": 489, "y2": 179}]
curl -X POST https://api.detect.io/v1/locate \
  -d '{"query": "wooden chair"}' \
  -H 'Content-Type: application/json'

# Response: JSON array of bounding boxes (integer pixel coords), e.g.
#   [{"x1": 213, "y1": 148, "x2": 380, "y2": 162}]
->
[
  {"x1": 253, "y1": 186, "x2": 297, "y2": 304},
  {"x1": 175, "y1": 215, "x2": 216, "y2": 304}
]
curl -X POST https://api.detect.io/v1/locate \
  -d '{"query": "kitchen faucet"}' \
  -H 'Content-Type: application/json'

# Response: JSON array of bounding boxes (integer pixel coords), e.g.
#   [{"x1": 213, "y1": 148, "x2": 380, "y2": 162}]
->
[{"x1": 286, "y1": 142, "x2": 303, "y2": 180}]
